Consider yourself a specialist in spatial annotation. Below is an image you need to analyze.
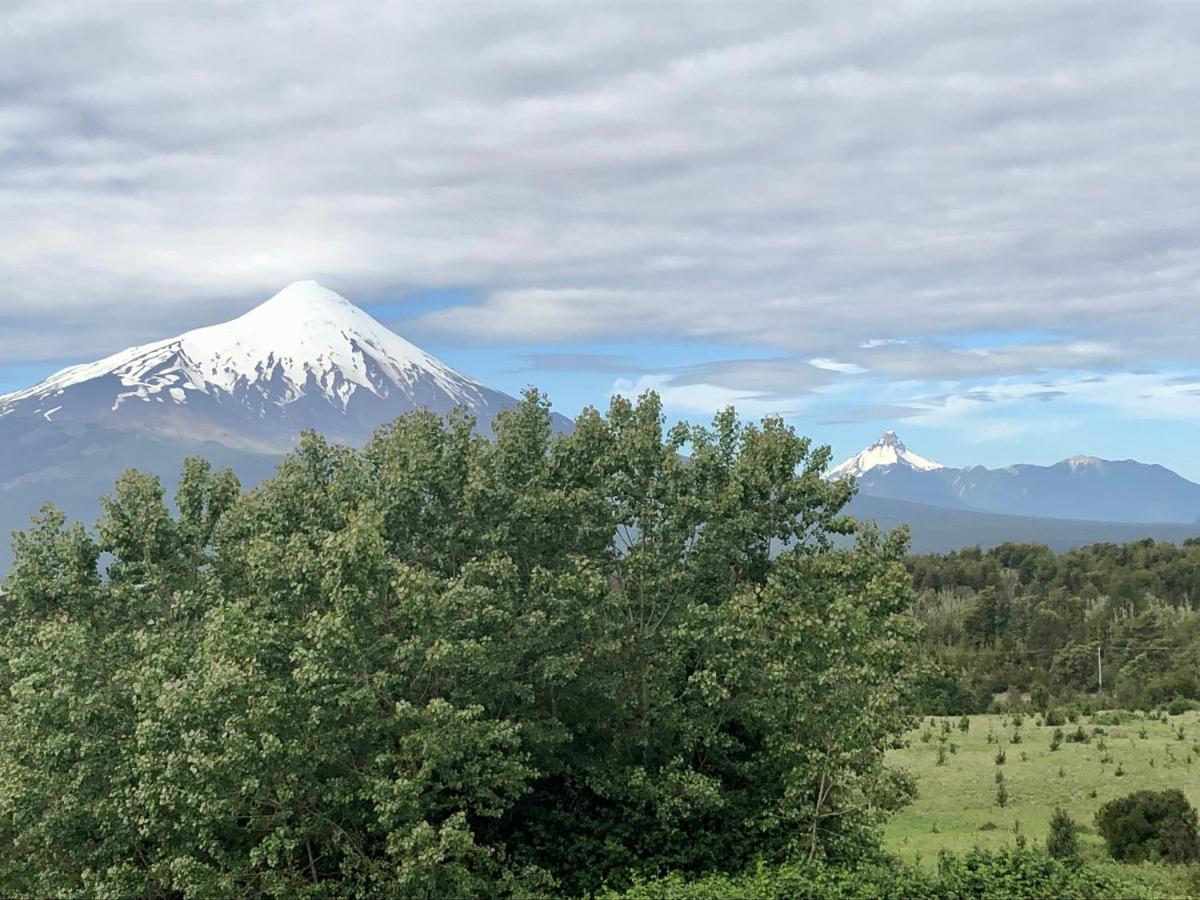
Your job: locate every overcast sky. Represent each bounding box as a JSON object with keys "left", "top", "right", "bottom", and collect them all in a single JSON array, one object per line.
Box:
[{"left": 2, "top": 1, "right": 1199, "bottom": 475}]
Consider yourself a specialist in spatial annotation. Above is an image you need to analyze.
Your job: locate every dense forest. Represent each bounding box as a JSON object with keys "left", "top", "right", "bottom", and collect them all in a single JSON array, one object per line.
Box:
[
  {"left": 909, "top": 539, "right": 1200, "bottom": 714},
  {"left": 0, "top": 392, "right": 1194, "bottom": 897}
]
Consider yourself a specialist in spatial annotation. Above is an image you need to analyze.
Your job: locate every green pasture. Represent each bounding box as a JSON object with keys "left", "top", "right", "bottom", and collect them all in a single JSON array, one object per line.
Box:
[{"left": 886, "top": 710, "right": 1200, "bottom": 896}]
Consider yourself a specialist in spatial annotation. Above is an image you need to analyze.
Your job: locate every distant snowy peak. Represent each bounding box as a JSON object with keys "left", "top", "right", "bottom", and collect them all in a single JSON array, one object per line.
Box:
[
  {"left": 0, "top": 280, "right": 530, "bottom": 451},
  {"left": 827, "top": 430, "right": 945, "bottom": 480},
  {"left": 1, "top": 281, "right": 485, "bottom": 413}
]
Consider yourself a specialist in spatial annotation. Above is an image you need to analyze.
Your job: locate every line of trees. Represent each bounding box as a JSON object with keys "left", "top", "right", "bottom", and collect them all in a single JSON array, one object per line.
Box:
[{"left": 908, "top": 540, "right": 1200, "bottom": 714}]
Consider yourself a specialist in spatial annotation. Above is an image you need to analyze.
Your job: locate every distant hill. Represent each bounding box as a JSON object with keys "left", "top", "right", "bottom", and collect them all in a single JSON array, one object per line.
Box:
[
  {"left": 847, "top": 494, "right": 1200, "bottom": 554},
  {"left": 831, "top": 432, "right": 1200, "bottom": 524}
]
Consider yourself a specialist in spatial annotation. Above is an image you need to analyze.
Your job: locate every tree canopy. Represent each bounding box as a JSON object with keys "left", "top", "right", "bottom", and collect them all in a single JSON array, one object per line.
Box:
[{"left": 0, "top": 391, "right": 918, "bottom": 897}]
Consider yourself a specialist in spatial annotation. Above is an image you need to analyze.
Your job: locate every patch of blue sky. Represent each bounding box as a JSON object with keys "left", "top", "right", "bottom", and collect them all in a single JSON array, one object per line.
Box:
[{"left": 0, "top": 362, "right": 71, "bottom": 394}]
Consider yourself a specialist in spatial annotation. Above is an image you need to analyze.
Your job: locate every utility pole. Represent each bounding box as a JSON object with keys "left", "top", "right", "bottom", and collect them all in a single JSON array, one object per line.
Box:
[{"left": 1097, "top": 644, "right": 1103, "bottom": 694}]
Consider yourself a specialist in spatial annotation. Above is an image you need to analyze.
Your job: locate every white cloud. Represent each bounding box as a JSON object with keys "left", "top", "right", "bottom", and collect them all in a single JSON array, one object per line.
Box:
[
  {"left": 611, "top": 375, "right": 808, "bottom": 421},
  {"left": 0, "top": 0, "right": 1196, "bottom": 398}
]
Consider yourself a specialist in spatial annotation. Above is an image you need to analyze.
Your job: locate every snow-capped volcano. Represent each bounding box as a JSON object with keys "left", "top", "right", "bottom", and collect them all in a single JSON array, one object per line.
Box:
[
  {"left": 827, "top": 430, "right": 944, "bottom": 480},
  {"left": 0, "top": 280, "right": 547, "bottom": 451}
]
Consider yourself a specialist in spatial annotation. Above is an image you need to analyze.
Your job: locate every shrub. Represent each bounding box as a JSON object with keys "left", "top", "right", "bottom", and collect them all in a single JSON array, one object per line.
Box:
[
  {"left": 1044, "top": 709, "right": 1066, "bottom": 727},
  {"left": 996, "top": 781, "right": 1009, "bottom": 808},
  {"left": 1166, "top": 697, "right": 1198, "bottom": 716},
  {"left": 1049, "top": 728, "right": 1063, "bottom": 752},
  {"left": 995, "top": 749, "right": 1007, "bottom": 765},
  {"left": 1066, "top": 725, "right": 1090, "bottom": 744},
  {"left": 611, "top": 851, "right": 1119, "bottom": 900},
  {"left": 958, "top": 715, "right": 970, "bottom": 733},
  {"left": 1046, "top": 807, "right": 1079, "bottom": 863},
  {"left": 1012, "top": 820, "right": 1027, "bottom": 851},
  {"left": 1095, "top": 789, "right": 1200, "bottom": 863}
]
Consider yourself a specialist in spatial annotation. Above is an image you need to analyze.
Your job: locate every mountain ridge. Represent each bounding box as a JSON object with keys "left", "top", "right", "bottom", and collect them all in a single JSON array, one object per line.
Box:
[{"left": 831, "top": 431, "right": 1200, "bottom": 525}]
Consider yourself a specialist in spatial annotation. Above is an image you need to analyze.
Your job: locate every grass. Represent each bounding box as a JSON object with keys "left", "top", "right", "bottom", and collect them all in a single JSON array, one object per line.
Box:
[{"left": 885, "top": 710, "right": 1200, "bottom": 896}]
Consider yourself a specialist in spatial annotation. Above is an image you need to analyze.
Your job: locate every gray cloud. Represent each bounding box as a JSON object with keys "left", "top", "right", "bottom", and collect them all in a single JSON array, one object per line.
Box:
[
  {"left": 818, "top": 404, "right": 931, "bottom": 426},
  {"left": 512, "top": 352, "right": 634, "bottom": 373},
  {"left": 0, "top": 0, "right": 1197, "bottom": 393}
]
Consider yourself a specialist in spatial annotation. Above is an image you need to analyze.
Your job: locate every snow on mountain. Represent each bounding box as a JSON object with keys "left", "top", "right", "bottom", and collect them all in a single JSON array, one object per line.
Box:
[
  {"left": 826, "top": 430, "right": 944, "bottom": 480},
  {"left": 0, "top": 281, "right": 549, "bottom": 451}
]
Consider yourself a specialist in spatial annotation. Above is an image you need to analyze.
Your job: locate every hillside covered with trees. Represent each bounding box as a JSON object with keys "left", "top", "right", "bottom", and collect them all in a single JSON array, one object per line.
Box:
[{"left": 909, "top": 539, "right": 1200, "bottom": 714}]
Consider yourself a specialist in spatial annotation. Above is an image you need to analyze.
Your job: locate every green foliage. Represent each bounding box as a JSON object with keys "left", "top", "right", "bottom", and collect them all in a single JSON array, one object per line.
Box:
[
  {"left": 908, "top": 540, "right": 1200, "bottom": 713},
  {"left": 1050, "top": 728, "right": 1064, "bottom": 752},
  {"left": 0, "top": 393, "right": 919, "bottom": 897},
  {"left": 610, "top": 850, "right": 1120, "bottom": 900},
  {"left": 1095, "top": 789, "right": 1200, "bottom": 864},
  {"left": 1046, "top": 807, "right": 1080, "bottom": 863}
]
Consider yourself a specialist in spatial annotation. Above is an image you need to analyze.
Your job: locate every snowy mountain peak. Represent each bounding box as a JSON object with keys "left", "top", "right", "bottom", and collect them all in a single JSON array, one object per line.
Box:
[
  {"left": 874, "top": 430, "right": 904, "bottom": 449},
  {"left": 0, "top": 281, "right": 525, "bottom": 451},
  {"left": 826, "top": 430, "right": 945, "bottom": 480},
  {"left": 248, "top": 280, "right": 355, "bottom": 319}
]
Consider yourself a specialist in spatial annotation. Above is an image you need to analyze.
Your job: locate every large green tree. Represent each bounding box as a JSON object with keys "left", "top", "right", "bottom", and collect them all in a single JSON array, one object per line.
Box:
[{"left": 0, "top": 391, "right": 918, "bottom": 897}]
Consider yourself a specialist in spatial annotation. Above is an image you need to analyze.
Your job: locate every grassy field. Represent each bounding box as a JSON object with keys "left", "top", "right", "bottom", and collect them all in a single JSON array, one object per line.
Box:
[{"left": 886, "top": 710, "right": 1200, "bottom": 896}]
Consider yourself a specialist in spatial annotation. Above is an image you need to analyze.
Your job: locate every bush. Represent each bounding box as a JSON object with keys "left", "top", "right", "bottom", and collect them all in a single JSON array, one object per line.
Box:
[
  {"left": 1044, "top": 708, "right": 1066, "bottom": 727},
  {"left": 1049, "top": 727, "right": 1063, "bottom": 752},
  {"left": 1046, "top": 807, "right": 1079, "bottom": 863},
  {"left": 611, "top": 851, "right": 1119, "bottom": 900},
  {"left": 1166, "top": 697, "right": 1199, "bottom": 716},
  {"left": 1095, "top": 789, "right": 1200, "bottom": 863}
]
